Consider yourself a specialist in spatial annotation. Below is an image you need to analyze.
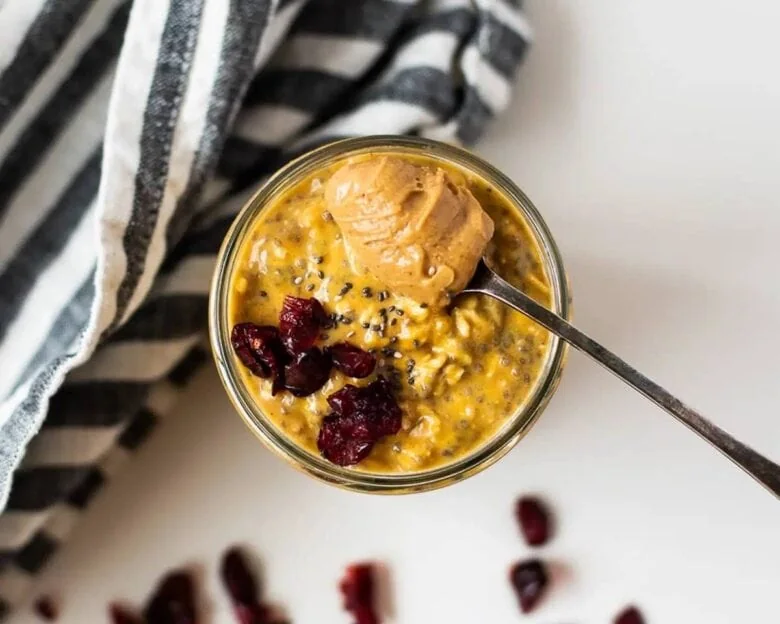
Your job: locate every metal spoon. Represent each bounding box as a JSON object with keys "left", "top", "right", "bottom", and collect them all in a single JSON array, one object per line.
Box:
[{"left": 463, "top": 258, "right": 780, "bottom": 499}]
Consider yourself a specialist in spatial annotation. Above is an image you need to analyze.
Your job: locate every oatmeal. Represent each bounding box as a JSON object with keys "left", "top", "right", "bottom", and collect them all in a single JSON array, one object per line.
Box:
[{"left": 228, "top": 153, "right": 553, "bottom": 473}]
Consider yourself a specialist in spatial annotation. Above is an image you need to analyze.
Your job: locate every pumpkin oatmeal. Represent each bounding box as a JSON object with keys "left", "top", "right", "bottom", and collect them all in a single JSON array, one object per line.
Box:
[{"left": 226, "top": 151, "right": 554, "bottom": 474}]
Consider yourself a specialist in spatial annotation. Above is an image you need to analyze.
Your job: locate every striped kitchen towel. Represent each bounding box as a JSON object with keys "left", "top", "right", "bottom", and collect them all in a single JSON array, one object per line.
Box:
[{"left": 0, "top": 0, "right": 531, "bottom": 617}]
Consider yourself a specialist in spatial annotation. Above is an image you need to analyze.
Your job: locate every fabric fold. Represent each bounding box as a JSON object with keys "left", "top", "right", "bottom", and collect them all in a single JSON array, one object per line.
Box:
[{"left": 0, "top": 0, "right": 530, "bottom": 617}]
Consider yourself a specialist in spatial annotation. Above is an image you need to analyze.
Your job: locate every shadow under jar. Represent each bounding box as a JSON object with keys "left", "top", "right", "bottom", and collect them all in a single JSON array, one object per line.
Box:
[{"left": 209, "top": 136, "right": 571, "bottom": 494}]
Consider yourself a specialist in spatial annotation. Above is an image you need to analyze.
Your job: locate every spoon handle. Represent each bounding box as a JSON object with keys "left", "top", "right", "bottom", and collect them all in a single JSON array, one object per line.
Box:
[{"left": 475, "top": 266, "right": 780, "bottom": 499}]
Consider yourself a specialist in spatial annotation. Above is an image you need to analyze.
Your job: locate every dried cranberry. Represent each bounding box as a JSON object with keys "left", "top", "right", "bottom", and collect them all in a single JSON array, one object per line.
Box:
[
  {"left": 221, "top": 547, "right": 259, "bottom": 605},
  {"left": 231, "top": 323, "right": 288, "bottom": 394},
  {"left": 233, "top": 603, "right": 274, "bottom": 624},
  {"left": 516, "top": 496, "right": 552, "bottom": 546},
  {"left": 339, "top": 563, "right": 379, "bottom": 624},
  {"left": 615, "top": 606, "right": 645, "bottom": 624},
  {"left": 279, "top": 296, "right": 328, "bottom": 355},
  {"left": 351, "top": 606, "right": 379, "bottom": 624},
  {"left": 327, "top": 377, "right": 402, "bottom": 438},
  {"left": 219, "top": 548, "right": 288, "bottom": 624},
  {"left": 33, "top": 596, "right": 58, "bottom": 621},
  {"left": 329, "top": 342, "right": 376, "bottom": 378},
  {"left": 109, "top": 603, "right": 143, "bottom": 624},
  {"left": 326, "top": 385, "right": 359, "bottom": 417},
  {"left": 284, "top": 347, "right": 332, "bottom": 397},
  {"left": 319, "top": 377, "right": 402, "bottom": 465},
  {"left": 363, "top": 377, "right": 402, "bottom": 437},
  {"left": 143, "top": 570, "right": 197, "bottom": 624},
  {"left": 317, "top": 414, "right": 375, "bottom": 466},
  {"left": 509, "top": 559, "right": 548, "bottom": 614}
]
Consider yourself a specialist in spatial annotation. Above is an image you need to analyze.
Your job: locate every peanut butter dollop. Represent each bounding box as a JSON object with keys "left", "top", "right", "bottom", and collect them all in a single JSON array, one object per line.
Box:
[{"left": 324, "top": 155, "right": 494, "bottom": 306}]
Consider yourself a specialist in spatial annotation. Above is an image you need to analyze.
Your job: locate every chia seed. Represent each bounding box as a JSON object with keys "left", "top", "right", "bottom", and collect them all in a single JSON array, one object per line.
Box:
[
  {"left": 372, "top": 324, "right": 382, "bottom": 332},
  {"left": 389, "top": 336, "right": 398, "bottom": 344},
  {"left": 378, "top": 290, "right": 389, "bottom": 302},
  {"left": 313, "top": 255, "right": 324, "bottom": 264},
  {"left": 395, "top": 308, "right": 404, "bottom": 316},
  {"left": 413, "top": 339, "right": 421, "bottom": 348},
  {"left": 306, "top": 284, "right": 315, "bottom": 292},
  {"left": 407, "top": 376, "right": 415, "bottom": 385},
  {"left": 361, "top": 322, "right": 370, "bottom": 329},
  {"left": 499, "top": 355, "right": 511, "bottom": 366},
  {"left": 322, "top": 211, "right": 333, "bottom": 222},
  {"left": 362, "top": 287, "right": 373, "bottom": 298},
  {"left": 420, "top": 303, "right": 428, "bottom": 309},
  {"left": 317, "top": 270, "right": 325, "bottom": 279},
  {"left": 339, "top": 314, "right": 354, "bottom": 325},
  {"left": 338, "top": 283, "right": 353, "bottom": 296},
  {"left": 390, "top": 318, "right": 398, "bottom": 326},
  {"left": 259, "top": 290, "right": 268, "bottom": 298},
  {"left": 388, "top": 305, "right": 396, "bottom": 312}
]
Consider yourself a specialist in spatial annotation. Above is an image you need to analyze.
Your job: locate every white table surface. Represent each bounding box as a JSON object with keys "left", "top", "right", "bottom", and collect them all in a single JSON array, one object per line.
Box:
[{"left": 10, "top": 1, "right": 780, "bottom": 622}]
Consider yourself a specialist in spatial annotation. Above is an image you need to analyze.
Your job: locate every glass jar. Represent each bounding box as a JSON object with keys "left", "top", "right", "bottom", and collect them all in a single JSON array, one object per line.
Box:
[{"left": 209, "top": 136, "right": 571, "bottom": 494}]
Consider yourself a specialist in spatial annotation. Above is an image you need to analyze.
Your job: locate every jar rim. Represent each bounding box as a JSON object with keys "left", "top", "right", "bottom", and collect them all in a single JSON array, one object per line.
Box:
[{"left": 208, "top": 135, "right": 571, "bottom": 494}]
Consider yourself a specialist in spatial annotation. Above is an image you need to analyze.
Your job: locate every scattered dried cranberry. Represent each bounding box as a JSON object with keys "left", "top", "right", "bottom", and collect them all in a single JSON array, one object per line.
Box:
[
  {"left": 317, "top": 413, "right": 375, "bottom": 466},
  {"left": 615, "top": 605, "right": 645, "bottom": 624},
  {"left": 279, "top": 296, "right": 328, "bottom": 355},
  {"left": 109, "top": 603, "right": 143, "bottom": 624},
  {"left": 329, "top": 342, "right": 376, "bottom": 378},
  {"left": 234, "top": 603, "right": 276, "bottom": 624},
  {"left": 339, "top": 563, "right": 379, "bottom": 624},
  {"left": 33, "top": 596, "right": 58, "bottom": 621},
  {"left": 284, "top": 347, "right": 332, "bottom": 396},
  {"left": 220, "top": 547, "right": 286, "bottom": 624},
  {"left": 231, "top": 323, "right": 288, "bottom": 394},
  {"left": 221, "top": 547, "right": 260, "bottom": 605},
  {"left": 516, "top": 496, "right": 552, "bottom": 546},
  {"left": 509, "top": 559, "right": 548, "bottom": 614},
  {"left": 143, "top": 570, "right": 197, "bottom": 624}
]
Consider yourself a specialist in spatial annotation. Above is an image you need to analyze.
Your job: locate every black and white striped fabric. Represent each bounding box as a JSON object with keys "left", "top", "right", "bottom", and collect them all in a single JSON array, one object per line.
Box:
[{"left": 0, "top": 0, "right": 530, "bottom": 616}]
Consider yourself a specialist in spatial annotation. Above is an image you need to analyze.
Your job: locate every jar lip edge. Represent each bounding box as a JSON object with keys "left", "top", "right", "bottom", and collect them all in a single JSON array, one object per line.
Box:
[{"left": 208, "top": 135, "right": 571, "bottom": 493}]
